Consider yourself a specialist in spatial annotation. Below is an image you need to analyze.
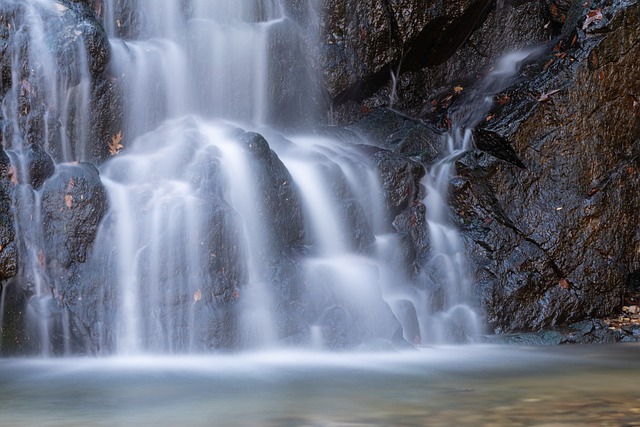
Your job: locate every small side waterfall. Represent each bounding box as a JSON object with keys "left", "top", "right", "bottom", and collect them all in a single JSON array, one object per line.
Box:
[
  {"left": 416, "top": 50, "right": 538, "bottom": 343},
  {"left": 420, "top": 128, "right": 481, "bottom": 343}
]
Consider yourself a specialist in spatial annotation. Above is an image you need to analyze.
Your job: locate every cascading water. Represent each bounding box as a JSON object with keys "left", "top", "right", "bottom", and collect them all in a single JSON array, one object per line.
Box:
[
  {"left": 0, "top": 0, "right": 99, "bottom": 355},
  {"left": 0, "top": 0, "right": 537, "bottom": 355},
  {"left": 415, "top": 49, "right": 539, "bottom": 343},
  {"left": 419, "top": 127, "right": 481, "bottom": 344}
]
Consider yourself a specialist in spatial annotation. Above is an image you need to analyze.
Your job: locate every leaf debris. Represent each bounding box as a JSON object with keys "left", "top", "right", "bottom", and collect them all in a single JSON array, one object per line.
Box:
[
  {"left": 582, "top": 8, "right": 602, "bottom": 30},
  {"left": 109, "top": 131, "right": 124, "bottom": 156}
]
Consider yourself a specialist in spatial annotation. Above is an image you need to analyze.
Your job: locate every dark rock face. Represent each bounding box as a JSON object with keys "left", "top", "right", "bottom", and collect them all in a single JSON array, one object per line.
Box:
[
  {"left": 451, "top": 1, "right": 640, "bottom": 333},
  {"left": 332, "top": 1, "right": 640, "bottom": 335},
  {"left": 0, "top": 148, "right": 17, "bottom": 281},
  {"left": 320, "top": 0, "right": 482, "bottom": 101},
  {"left": 0, "top": 0, "right": 122, "bottom": 353}
]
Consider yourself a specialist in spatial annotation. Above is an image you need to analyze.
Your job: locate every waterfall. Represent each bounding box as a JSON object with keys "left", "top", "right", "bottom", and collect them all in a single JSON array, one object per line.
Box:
[{"left": 0, "top": 0, "right": 537, "bottom": 355}]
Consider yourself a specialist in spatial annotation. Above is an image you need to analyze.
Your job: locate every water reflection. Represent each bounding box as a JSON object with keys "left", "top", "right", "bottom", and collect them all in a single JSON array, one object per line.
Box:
[{"left": 1, "top": 344, "right": 639, "bottom": 426}]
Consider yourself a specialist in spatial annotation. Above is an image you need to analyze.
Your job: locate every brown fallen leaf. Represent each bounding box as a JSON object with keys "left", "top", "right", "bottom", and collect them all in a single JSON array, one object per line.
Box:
[
  {"left": 559, "top": 278, "right": 571, "bottom": 289},
  {"left": 109, "top": 131, "right": 124, "bottom": 155},
  {"left": 8, "top": 164, "right": 18, "bottom": 184},
  {"left": 582, "top": 8, "right": 602, "bottom": 30},
  {"left": 194, "top": 289, "right": 202, "bottom": 302},
  {"left": 543, "top": 58, "right": 554, "bottom": 70},
  {"left": 65, "top": 194, "right": 73, "bottom": 209},
  {"left": 537, "top": 88, "right": 562, "bottom": 102},
  {"left": 441, "top": 94, "right": 454, "bottom": 108},
  {"left": 453, "top": 85, "right": 464, "bottom": 93},
  {"left": 496, "top": 93, "right": 510, "bottom": 106}
]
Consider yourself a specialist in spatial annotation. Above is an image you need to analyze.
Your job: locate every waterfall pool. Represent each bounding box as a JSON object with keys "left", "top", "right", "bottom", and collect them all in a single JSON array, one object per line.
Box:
[{"left": 1, "top": 344, "right": 639, "bottom": 426}]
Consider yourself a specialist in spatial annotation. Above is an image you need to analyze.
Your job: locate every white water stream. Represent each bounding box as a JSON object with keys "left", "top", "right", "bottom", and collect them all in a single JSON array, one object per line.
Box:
[{"left": 0, "top": 0, "right": 536, "bottom": 355}]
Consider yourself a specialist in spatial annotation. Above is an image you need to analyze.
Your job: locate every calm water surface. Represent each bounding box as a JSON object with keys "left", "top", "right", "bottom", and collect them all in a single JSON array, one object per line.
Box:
[{"left": 1, "top": 344, "right": 639, "bottom": 426}]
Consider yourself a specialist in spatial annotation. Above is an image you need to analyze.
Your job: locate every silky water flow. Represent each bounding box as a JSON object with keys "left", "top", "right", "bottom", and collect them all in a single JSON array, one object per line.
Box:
[{"left": 0, "top": 0, "right": 534, "bottom": 355}]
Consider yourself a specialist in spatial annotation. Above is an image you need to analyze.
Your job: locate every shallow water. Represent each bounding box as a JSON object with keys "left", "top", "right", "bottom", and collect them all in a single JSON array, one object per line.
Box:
[{"left": 1, "top": 344, "right": 639, "bottom": 426}]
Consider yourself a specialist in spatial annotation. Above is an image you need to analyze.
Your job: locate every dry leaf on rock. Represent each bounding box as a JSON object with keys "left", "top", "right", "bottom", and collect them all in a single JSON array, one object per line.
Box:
[
  {"left": 109, "top": 131, "right": 124, "bottom": 155},
  {"left": 582, "top": 8, "right": 602, "bottom": 30}
]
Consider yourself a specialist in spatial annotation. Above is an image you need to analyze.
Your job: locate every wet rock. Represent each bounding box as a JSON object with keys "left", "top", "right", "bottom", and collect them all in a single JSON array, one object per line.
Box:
[
  {"left": 189, "top": 147, "right": 247, "bottom": 308},
  {"left": 233, "top": 130, "right": 305, "bottom": 255},
  {"left": 374, "top": 150, "right": 424, "bottom": 222},
  {"left": 264, "top": 18, "right": 324, "bottom": 130},
  {"left": 456, "top": 1, "right": 640, "bottom": 333},
  {"left": 0, "top": 242, "right": 18, "bottom": 281},
  {"left": 320, "top": 0, "right": 481, "bottom": 101},
  {"left": 392, "top": 204, "right": 428, "bottom": 272},
  {"left": 228, "top": 130, "right": 311, "bottom": 343},
  {"left": 0, "top": 281, "right": 33, "bottom": 356},
  {"left": 0, "top": 148, "right": 17, "bottom": 281},
  {"left": 390, "top": 299, "right": 421, "bottom": 344},
  {"left": 85, "top": 71, "right": 125, "bottom": 164},
  {"left": 24, "top": 144, "right": 55, "bottom": 189},
  {"left": 40, "top": 163, "right": 108, "bottom": 268}
]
